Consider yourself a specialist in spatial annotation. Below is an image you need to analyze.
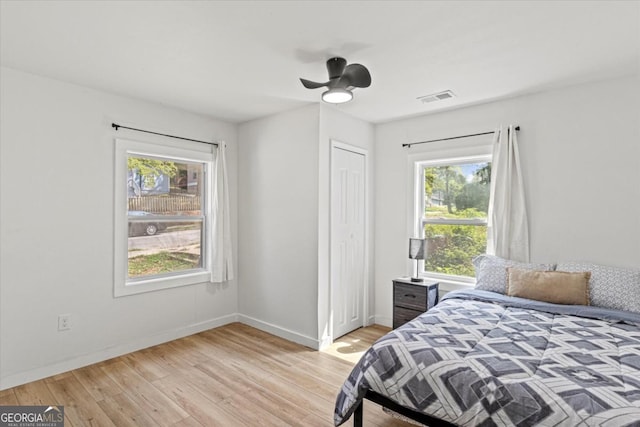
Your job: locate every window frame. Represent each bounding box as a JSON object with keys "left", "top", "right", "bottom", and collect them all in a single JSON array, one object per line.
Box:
[
  {"left": 413, "top": 153, "right": 492, "bottom": 286},
  {"left": 114, "top": 138, "right": 214, "bottom": 297}
]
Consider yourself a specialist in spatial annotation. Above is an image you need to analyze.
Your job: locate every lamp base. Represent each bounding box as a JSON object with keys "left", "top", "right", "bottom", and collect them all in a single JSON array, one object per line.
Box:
[{"left": 410, "top": 277, "right": 424, "bottom": 282}]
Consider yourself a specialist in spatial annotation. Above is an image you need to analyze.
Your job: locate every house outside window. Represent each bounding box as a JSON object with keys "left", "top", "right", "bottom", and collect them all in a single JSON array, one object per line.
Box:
[
  {"left": 114, "top": 138, "right": 214, "bottom": 296},
  {"left": 415, "top": 154, "right": 492, "bottom": 284}
]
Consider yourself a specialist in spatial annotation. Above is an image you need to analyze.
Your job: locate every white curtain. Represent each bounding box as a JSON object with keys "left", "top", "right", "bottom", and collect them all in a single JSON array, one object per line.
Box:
[
  {"left": 487, "top": 125, "right": 530, "bottom": 262},
  {"left": 210, "top": 142, "right": 234, "bottom": 282}
]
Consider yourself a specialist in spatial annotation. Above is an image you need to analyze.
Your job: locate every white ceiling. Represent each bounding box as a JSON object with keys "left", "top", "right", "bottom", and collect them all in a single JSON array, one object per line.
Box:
[{"left": 1, "top": 1, "right": 638, "bottom": 124}]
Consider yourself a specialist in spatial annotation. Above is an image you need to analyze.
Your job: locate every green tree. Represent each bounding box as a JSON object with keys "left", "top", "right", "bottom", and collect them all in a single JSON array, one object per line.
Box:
[
  {"left": 433, "top": 166, "right": 465, "bottom": 214},
  {"left": 424, "top": 207, "right": 488, "bottom": 276},
  {"left": 424, "top": 168, "right": 436, "bottom": 198},
  {"left": 455, "top": 182, "right": 490, "bottom": 213},
  {"left": 128, "top": 157, "right": 178, "bottom": 189},
  {"left": 425, "top": 223, "right": 487, "bottom": 276},
  {"left": 474, "top": 163, "right": 491, "bottom": 185}
]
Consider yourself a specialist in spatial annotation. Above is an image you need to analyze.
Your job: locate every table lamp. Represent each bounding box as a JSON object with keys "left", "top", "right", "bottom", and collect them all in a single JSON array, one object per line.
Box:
[{"left": 408, "top": 238, "right": 427, "bottom": 282}]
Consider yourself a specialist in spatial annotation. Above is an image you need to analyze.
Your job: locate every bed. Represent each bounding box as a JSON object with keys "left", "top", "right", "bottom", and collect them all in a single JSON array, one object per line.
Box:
[{"left": 334, "top": 257, "right": 640, "bottom": 427}]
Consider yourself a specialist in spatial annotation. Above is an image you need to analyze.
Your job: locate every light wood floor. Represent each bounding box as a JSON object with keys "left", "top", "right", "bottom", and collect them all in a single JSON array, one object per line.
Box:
[{"left": 0, "top": 323, "right": 413, "bottom": 427}]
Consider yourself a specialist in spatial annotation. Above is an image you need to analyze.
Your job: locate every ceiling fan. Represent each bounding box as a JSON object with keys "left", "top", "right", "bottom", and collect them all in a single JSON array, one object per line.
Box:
[{"left": 300, "top": 57, "right": 371, "bottom": 104}]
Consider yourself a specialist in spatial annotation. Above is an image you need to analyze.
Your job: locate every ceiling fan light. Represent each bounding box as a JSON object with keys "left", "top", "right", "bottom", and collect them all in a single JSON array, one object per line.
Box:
[{"left": 322, "top": 88, "right": 353, "bottom": 104}]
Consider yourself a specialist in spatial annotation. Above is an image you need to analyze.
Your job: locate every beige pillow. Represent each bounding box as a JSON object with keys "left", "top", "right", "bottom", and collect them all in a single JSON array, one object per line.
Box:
[{"left": 506, "top": 268, "right": 591, "bottom": 305}]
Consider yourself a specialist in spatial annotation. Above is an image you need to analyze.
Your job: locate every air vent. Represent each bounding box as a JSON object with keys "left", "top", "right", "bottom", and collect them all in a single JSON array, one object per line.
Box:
[{"left": 417, "top": 90, "right": 455, "bottom": 104}]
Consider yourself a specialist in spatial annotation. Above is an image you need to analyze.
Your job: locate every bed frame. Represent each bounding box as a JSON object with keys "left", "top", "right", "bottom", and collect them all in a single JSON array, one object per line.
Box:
[{"left": 353, "top": 390, "right": 456, "bottom": 427}]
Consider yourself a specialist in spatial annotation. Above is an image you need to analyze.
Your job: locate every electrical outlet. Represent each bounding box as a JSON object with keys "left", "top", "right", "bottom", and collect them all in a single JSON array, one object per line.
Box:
[{"left": 58, "top": 314, "right": 71, "bottom": 331}]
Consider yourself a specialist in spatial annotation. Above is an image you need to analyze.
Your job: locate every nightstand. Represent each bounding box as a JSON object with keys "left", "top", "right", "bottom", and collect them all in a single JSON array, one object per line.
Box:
[{"left": 392, "top": 278, "right": 439, "bottom": 329}]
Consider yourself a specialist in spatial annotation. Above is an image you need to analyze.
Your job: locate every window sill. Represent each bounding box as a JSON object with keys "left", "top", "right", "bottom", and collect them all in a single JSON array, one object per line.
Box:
[
  {"left": 422, "top": 274, "right": 475, "bottom": 293},
  {"left": 115, "top": 270, "right": 210, "bottom": 297}
]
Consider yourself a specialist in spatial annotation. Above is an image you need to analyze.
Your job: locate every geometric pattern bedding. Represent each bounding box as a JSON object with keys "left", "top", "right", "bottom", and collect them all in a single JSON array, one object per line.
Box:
[{"left": 334, "top": 290, "right": 640, "bottom": 427}]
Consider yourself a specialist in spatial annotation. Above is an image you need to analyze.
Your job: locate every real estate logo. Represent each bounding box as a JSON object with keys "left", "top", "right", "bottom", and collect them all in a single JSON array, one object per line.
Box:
[{"left": 0, "top": 405, "right": 64, "bottom": 427}]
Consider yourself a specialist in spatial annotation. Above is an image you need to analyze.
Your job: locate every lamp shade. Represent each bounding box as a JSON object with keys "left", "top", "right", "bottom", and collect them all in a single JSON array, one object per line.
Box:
[
  {"left": 322, "top": 88, "right": 353, "bottom": 104},
  {"left": 409, "top": 238, "right": 427, "bottom": 260}
]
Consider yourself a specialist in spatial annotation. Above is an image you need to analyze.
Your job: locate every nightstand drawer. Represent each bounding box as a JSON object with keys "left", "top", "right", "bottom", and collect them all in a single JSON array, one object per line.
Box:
[
  {"left": 394, "top": 283, "right": 427, "bottom": 310},
  {"left": 393, "top": 306, "right": 423, "bottom": 328},
  {"left": 392, "top": 278, "right": 439, "bottom": 329}
]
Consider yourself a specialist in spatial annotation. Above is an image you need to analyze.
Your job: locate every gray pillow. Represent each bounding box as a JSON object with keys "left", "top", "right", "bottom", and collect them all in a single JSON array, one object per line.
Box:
[
  {"left": 473, "top": 254, "right": 556, "bottom": 294},
  {"left": 556, "top": 262, "right": 640, "bottom": 313}
]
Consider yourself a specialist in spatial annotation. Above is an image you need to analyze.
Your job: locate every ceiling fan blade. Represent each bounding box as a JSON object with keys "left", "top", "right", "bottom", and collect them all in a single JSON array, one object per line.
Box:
[
  {"left": 326, "top": 57, "right": 347, "bottom": 80},
  {"left": 339, "top": 64, "right": 371, "bottom": 88},
  {"left": 300, "top": 78, "right": 329, "bottom": 89}
]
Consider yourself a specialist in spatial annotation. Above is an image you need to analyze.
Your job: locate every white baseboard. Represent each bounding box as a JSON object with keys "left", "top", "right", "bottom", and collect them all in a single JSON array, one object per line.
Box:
[
  {"left": 317, "top": 335, "right": 332, "bottom": 351},
  {"left": 237, "top": 314, "right": 320, "bottom": 350},
  {"left": 2, "top": 313, "right": 327, "bottom": 390},
  {"left": 375, "top": 315, "right": 392, "bottom": 328},
  {"left": 0, "top": 313, "right": 238, "bottom": 391}
]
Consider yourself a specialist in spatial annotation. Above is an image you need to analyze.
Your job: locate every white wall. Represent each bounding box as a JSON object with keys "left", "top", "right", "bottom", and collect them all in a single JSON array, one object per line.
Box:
[
  {"left": 0, "top": 67, "right": 239, "bottom": 389},
  {"left": 237, "top": 104, "right": 375, "bottom": 349},
  {"left": 237, "top": 105, "right": 320, "bottom": 347},
  {"left": 374, "top": 75, "right": 640, "bottom": 326},
  {"left": 317, "top": 105, "right": 375, "bottom": 347}
]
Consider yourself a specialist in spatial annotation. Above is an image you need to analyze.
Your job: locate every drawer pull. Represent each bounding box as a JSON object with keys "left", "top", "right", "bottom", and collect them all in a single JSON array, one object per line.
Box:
[{"left": 404, "top": 294, "right": 416, "bottom": 298}]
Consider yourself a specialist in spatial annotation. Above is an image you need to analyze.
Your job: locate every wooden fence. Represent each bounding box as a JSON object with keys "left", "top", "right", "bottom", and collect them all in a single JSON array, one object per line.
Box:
[{"left": 128, "top": 195, "right": 201, "bottom": 213}]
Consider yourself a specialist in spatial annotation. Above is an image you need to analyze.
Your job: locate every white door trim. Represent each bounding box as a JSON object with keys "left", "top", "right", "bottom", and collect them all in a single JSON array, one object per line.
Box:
[{"left": 329, "top": 140, "right": 369, "bottom": 343}]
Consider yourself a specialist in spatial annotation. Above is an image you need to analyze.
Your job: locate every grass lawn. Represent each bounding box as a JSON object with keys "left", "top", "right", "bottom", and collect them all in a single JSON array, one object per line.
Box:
[{"left": 129, "top": 251, "right": 200, "bottom": 278}]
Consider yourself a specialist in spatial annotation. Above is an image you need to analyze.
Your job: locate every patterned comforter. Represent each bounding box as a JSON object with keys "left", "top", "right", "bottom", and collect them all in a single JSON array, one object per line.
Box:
[{"left": 334, "top": 290, "right": 640, "bottom": 426}]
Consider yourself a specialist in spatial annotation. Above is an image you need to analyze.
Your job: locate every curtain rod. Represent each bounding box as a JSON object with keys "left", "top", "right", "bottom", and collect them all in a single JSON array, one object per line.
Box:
[
  {"left": 402, "top": 126, "right": 520, "bottom": 148},
  {"left": 111, "top": 123, "right": 219, "bottom": 147}
]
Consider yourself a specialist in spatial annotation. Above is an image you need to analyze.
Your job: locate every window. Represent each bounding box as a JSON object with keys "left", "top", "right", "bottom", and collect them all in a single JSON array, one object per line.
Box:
[
  {"left": 416, "top": 155, "right": 491, "bottom": 282},
  {"left": 114, "top": 139, "right": 213, "bottom": 296}
]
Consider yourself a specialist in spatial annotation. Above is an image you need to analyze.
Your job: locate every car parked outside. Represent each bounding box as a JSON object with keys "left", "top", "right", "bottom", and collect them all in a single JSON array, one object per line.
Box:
[{"left": 128, "top": 211, "right": 167, "bottom": 236}]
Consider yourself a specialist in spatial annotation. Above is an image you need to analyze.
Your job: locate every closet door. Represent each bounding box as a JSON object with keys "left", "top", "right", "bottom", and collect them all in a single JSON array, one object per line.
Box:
[{"left": 331, "top": 146, "right": 365, "bottom": 338}]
